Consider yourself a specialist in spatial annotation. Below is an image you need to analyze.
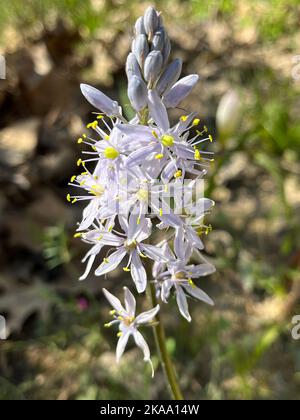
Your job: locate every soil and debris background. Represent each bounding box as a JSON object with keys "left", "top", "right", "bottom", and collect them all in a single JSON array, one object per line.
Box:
[{"left": 0, "top": 0, "right": 300, "bottom": 400}]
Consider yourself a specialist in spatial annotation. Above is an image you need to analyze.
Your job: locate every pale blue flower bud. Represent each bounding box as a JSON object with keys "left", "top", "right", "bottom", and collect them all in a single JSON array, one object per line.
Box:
[
  {"left": 144, "top": 50, "right": 163, "bottom": 84},
  {"left": 163, "top": 74, "right": 199, "bottom": 108},
  {"left": 144, "top": 6, "right": 159, "bottom": 38},
  {"left": 128, "top": 75, "right": 148, "bottom": 111},
  {"left": 162, "top": 36, "right": 171, "bottom": 65},
  {"left": 126, "top": 52, "right": 142, "bottom": 80},
  {"left": 132, "top": 34, "right": 149, "bottom": 68},
  {"left": 151, "top": 28, "right": 166, "bottom": 51},
  {"left": 156, "top": 58, "right": 182, "bottom": 95},
  {"left": 80, "top": 83, "right": 119, "bottom": 116},
  {"left": 134, "top": 16, "right": 146, "bottom": 36}
]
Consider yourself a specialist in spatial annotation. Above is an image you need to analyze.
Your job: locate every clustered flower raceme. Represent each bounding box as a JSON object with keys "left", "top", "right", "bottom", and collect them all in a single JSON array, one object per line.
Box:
[{"left": 69, "top": 7, "right": 215, "bottom": 374}]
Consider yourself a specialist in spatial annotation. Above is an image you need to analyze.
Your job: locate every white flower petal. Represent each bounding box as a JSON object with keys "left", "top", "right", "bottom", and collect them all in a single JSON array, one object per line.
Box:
[
  {"left": 133, "top": 330, "right": 150, "bottom": 360},
  {"left": 135, "top": 304, "right": 160, "bottom": 325},
  {"left": 102, "top": 288, "right": 126, "bottom": 313},
  {"left": 95, "top": 248, "right": 126, "bottom": 276},
  {"left": 176, "top": 286, "right": 191, "bottom": 322},
  {"left": 115, "top": 123, "right": 152, "bottom": 138},
  {"left": 126, "top": 144, "right": 160, "bottom": 168},
  {"left": 190, "top": 263, "right": 216, "bottom": 277},
  {"left": 133, "top": 330, "right": 154, "bottom": 377},
  {"left": 148, "top": 89, "right": 170, "bottom": 132},
  {"left": 79, "top": 254, "right": 96, "bottom": 281},
  {"left": 140, "top": 244, "right": 169, "bottom": 262},
  {"left": 116, "top": 330, "right": 131, "bottom": 363},
  {"left": 183, "top": 284, "right": 214, "bottom": 306},
  {"left": 174, "top": 227, "right": 185, "bottom": 259},
  {"left": 161, "top": 280, "right": 173, "bottom": 303},
  {"left": 123, "top": 287, "right": 136, "bottom": 317},
  {"left": 78, "top": 199, "right": 100, "bottom": 231},
  {"left": 131, "top": 251, "right": 147, "bottom": 293}
]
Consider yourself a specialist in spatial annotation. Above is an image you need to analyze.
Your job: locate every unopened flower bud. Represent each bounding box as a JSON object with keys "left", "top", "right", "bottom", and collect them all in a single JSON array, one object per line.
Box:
[
  {"left": 156, "top": 58, "right": 182, "bottom": 95},
  {"left": 216, "top": 90, "right": 241, "bottom": 140},
  {"left": 151, "top": 28, "right": 166, "bottom": 51},
  {"left": 128, "top": 75, "right": 148, "bottom": 111},
  {"left": 80, "top": 83, "right": 119, "bottom": 116},
  {"left": 162, "top": 36, "right": 171, "bottom": 65},
  {"left": 144, "top": 6, "right": 159, "bottom": 39},
  {"left": 126, "top": 52, "right": 142, "bottom": 80},
  {"left": 144, "top": 50, "right": 163, "bottom": 84},
  {"left": 132, "top": 34, "right": 149, "bottom": 68},
  {"left": 163, "top": 74, "right": 199, "bottom": 108},
  {"left": 134, "top": 16, "right": 146, "bottom": 36}
]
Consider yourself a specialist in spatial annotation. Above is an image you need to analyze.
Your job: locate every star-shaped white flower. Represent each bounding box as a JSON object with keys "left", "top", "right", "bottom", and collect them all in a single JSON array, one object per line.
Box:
[{"left": 103, "top": 287, "right": 160, "bottom": 377}]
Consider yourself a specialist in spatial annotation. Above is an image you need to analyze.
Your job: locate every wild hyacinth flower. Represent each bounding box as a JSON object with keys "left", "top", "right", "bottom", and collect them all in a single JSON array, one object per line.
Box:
[
  {"left": 68, "top": 6, "right": 216, "bottom": 388},
  {"left": 153, "top": 244, "right": 215, "bottom": 322},
  {"left": 103, "top": 287, "right": 160, "bottom": 376}
]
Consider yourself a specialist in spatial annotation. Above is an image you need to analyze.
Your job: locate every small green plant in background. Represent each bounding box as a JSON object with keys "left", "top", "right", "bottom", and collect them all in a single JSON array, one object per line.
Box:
[{"left": 43, "top": 224, "right": 71, "bottom": 270}]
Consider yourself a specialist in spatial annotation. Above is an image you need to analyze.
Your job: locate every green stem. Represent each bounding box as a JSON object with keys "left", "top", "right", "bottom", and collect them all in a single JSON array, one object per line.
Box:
[{"left": 149, "top": 283, "right": 184, "bottom": 400}]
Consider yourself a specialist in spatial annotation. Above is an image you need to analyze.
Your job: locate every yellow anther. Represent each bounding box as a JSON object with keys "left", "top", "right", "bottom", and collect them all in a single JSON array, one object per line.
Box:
[
  {"left": 104, "top": 135, "right": 110, "bottom": 140},
  {"left": 104, "top": 323, "right": 111, "bottom": 328},
  {"left": 92, "top": 146, "right": 97, "bottom": 151},
  {"left": 97, "top": 115, "right": 104, "bottom": 119},
  {"left": 204, "top": 125, "right": 208, "bottom": 132},
  {"left": 180, "top": 115, "right": 188, "bottom": 122},
  {"left": 174, "top": 170, "right": 182, "bottom": 178},
  {"left": 77, "top": 158, "right": 83, "bottom": 166},
  {"left": 194, "top": 149, "right": 201, "bottom": 161},
  {"left": 209, "top": 134, "right": 213, "bottom": 142},
  {"left": 137, "top": 217, "right": 141, "bottom": 225},
  {"left": 77, "top": 137, "right": 83, "bottom": 144},
  {"left": 193, "top": 118, "right": 200, "bottom": 126},
  {"left": 139, "top": 252, "right": 147, "bottom": 259},
  {"left": 159, "top": 208, "right": 163, "bottom": 217},
  {"left": 97, "top": 235, "right": 103, "bottom": 241},
  {"left": 80, "top": 181, "right": 86, "bottom": 186},
  {"left": 155, "top": 153, "right": 164, "bottom": 160},
  {"left": 103, "top": 258, "right": 109, "bottom": 264},
  {"left": 164, "top": 185, "right": 168, "bottom": 192},
  {"left": 188, "top": 278, "right": 196, "bottom": 288},
  {"left": 123, "top": 267, "right": 131, "bottom": 272},
  {"left": 73, "top": 233, "right": 82, "bottom": 238},
  {"left": 152, "top": 130, "right": 158, "bottom": 138},
  {"left": 72, "top": 198, "right": 77, "bottom": 204},
  {"left": 161, "top": 134, "right": 174, "bottom": 147},
  {"left": 82, "top": 134, "right": 87, "bottom": 138},
  {"left": 104, "top": 147, "right": 119, "bottom": 160},
  {"left": 205, "top": 224, "right": 213, "bottom": 235},
  {"left": 87, "top": 121, "right": 98, "bottom": 129},
  {"left": 108, "top": 225, "right": 113, "bottom": 232},
  {"left": 70, "top": 175, "right": 76, "bottom": 182},
  {"left": 117, "top": 332, "right": 123, "bottom": 337},
  {"left": 109, "top": 310, "right": 116, "bottom": 315},
  {"left": 66, "top": 193, "right": 71, "bottom": 202},
  {"left": 81, "top": 171, "right": 88, "bottom": 175},
  {"left": 117, "top": 316, "right": 123, "bottom": 321}
]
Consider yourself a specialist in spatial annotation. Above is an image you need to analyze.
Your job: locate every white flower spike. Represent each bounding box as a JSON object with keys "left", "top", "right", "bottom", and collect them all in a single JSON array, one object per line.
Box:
[{"left": 69, "top": 6, "right": 216, "bottom": 379}]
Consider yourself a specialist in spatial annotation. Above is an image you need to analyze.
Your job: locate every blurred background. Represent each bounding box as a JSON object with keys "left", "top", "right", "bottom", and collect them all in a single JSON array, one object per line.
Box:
[{"left": 0, "top": 0, "right": 300, "bottom": 400}]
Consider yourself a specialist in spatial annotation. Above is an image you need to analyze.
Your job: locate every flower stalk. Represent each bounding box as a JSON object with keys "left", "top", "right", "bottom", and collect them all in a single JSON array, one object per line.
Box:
[{"left": 149, "top": 282, "right": 184, "bottom": 400}]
